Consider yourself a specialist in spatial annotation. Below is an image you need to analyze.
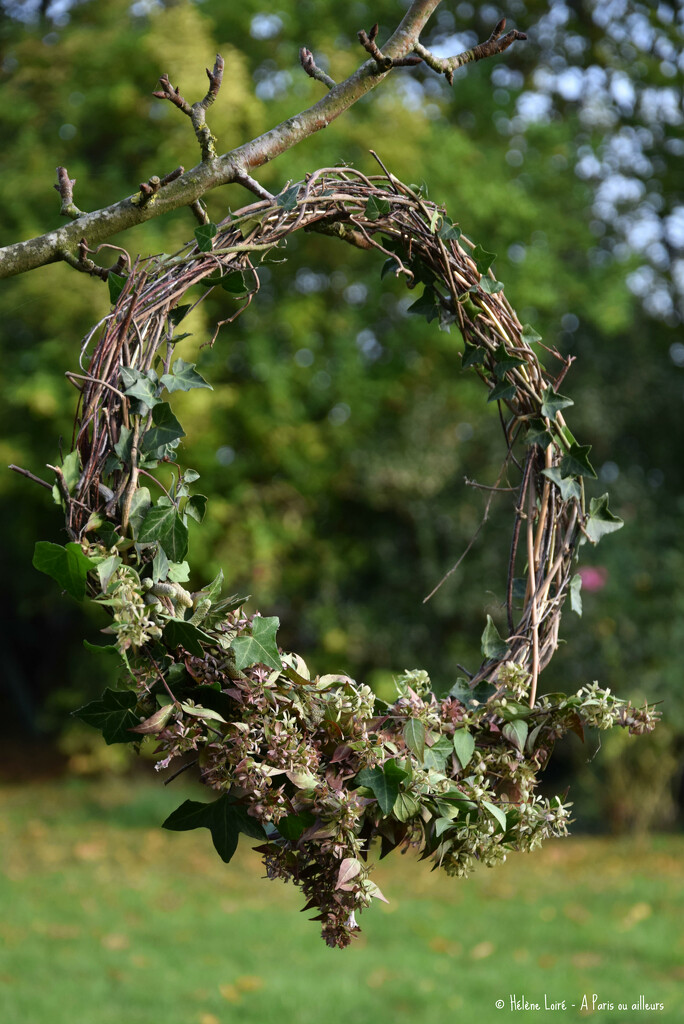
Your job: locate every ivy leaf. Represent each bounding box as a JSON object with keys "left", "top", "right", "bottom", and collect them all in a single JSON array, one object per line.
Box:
[
  {"left": 137, "top": 505, "right": 188, "bottom": 561},
  {"left": 128, "top": 487, "right": 151, "bottom": 538},
  {"left": 163, "top": 619, "right": 210, "bottom": 658},
  {"left": 199, "top": 569, "right": 223, "bottom": 605},
  {"left": 452, "top": 728, "right": 475, "bottom": 771},
  {"left": 586, "top": 493, "right": 624, "bottom": 543},
  {"left": 403, "top": 718, "right": 426, "bottom": 760},
  {"left": 73, "top": 688, "right": 138, "bottom": 744},
  {"left": 479, "top": 278, "right": 504, "bottom": 295},
  {"left": 160, "top": 358, "right": 212, "bottom": 394},
  {"left": 462, "top": 344, "right": 486, "bottom": 368},
  {"left": 276, "top": 185, "right": 300, "bottom": 211},
  {"left": 422, "top": 735, "right": 453, "bottom": 771},
  {"left": 542, "top": 466, "right": 582, "bottom": 502},
  {"left": 152, "top": 546, "right": 169, "bottom": 583},
  {"left": 521, "top": 324, "right": 542, "bottom": 344},
  {"left": 525, "top": 418, "right": 553, "bottom": 449},
  {"left": 83, "top": 639, "right": 121, "bottom": 660},
  {"left": 114, "top": 425, "right": 133, "bottom": 463},
  {"left": 438, "top": 217, "right": 461, "bottom": 242},
  {"left": 487, "top": 380, "right": 516, "bottom": 404},
  {"left": 140, "top": 403, "right": 186, "bottom": 454},
  {"left": 493, "top": 347, "right": 526, "bottom": 379},
  {"left": 392, "top": 792, "right": 420, "bottom": 823},
  {"left": 570, "top": 573, "right": 583, "bottom": 616},
  {"left": 502, "top": 719, "right": 528, "bottom": 752},
  {"left": 169, "top": 305, "right": 191, "bottom": 326},
  {"left": 407, "top": 285, "right": 439, "bottom": 323},
  {"left": 231, "top": 616, "right": 282, "bottom": 671},
  {"left": 184, "top": 494, "right": 208, "bottom": 524},
  {"left": 96, "top": 554, "right": 121, "bottom": 592},
  {"left": 481, "top": 799, "right": 507, "bottom": 833},
  {"left": 32, "top": 541, "right": 96, "bottom": 601},
  {"left": 447, "top": 678, "right": 497, "bottom": 707},
  {"left": 473, "top": 244, "right": 496, "bottom": 274},
  {"left": 364, "top": 194, "right": 391, "bottom": 221},
  {"left": 481, "top": 614, "right": 510, "bottom": 660},
  {"left": 560, "top": 443, "right": 597, "bottom": 479},
  {"left": 194, "top": 222, "right": 217, "bottom": 252},
  {"left": 167, "top": 560, "right": 190, "bottom": 583},
  {"left": 121, "top": 367, "right": 160, "bottom": 408},
  {"left": 162, "top": 793, "right": 266, "bottom": 864},
  {"left": 541, "top": 385, "right": 574, "bottom": 420},
  {"left": 108, "top": 272, "right": 127, "bottom": 305},
  {"left": 355, "top": 760, "right": 408, "bottom": 815},
  {"left": 51, "top": 449, "right": 81, "bottom": 506},
  {"left": 381, "top": 257, "right": 401, "bottom": 280}
]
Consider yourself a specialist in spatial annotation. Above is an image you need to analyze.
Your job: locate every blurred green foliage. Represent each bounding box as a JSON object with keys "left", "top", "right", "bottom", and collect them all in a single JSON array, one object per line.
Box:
[{"left": 1, "top": 0, "right": 682, "bottom": 830}]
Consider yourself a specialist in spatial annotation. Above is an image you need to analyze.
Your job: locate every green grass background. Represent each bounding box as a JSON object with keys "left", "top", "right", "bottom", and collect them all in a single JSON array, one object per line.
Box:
[{"left": 1, "top": 779, "right": 681, "bottom": 1024}]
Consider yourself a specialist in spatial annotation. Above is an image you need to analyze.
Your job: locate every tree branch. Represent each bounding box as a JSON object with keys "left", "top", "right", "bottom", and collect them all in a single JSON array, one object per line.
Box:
[
  {"left": 300, "top": 47, "right": 336, "bottom": 91},
  {"left": 54, "top": 166, "right": 83, "bottom": 220},
  {"left": 0, "top": 1, "right": 526, "bottom": 281},
  {"left": 414, "top": 17, "right": 526, "bottom": 85}
]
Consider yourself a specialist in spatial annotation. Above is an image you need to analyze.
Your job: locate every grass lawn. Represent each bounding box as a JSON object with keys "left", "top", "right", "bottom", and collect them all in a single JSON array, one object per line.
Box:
[{"left": 0, "top": 777, "right": 681, "bottom": 1024}]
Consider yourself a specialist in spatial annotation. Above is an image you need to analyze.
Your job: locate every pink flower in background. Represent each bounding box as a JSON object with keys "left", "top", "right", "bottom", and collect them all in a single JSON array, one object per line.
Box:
[{"left": 578, "top": 566, "right": 608, "bottom": 592}]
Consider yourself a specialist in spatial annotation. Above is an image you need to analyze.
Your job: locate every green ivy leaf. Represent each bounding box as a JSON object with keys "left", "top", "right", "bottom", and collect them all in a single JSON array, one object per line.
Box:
[
  {"left": 586, "top": 493, "right": 624, "bottom": 543},
  {"left": 452, "top": 728, "right": 475, "bottom": 771},
  {"left": 96, "top": 554, "right": 121, "bottom": 592},
  {"left": 163, "top": 619, "right": 209, "bottom": 658},
  {"left": 121, "top": 367, "right": 160, "bottom": 408},
  {"left": 152, "top": 546, "right": 169, "bottom": 583},
  {"left": 128, "top": 487, "right": 151, "bottom": 538},
  {"left": 32, "top": 541, "right": 96, "bottom": 601},
  {"left": 364, "top": 194, "right": 391, "bottom": 221},
  {"left": 525, "top": 419, "right": 554, "bottom": 449},
  {"left": 276, "top": 185, "right": 300, "bottom": 211},
  {"left": 570, "top": 573, "right": 583, "bottom": 616},
  {"left": 502, "top": 719, "right": 528, "bottom": 752},
  {"left": 402, "top": 718, "right": 426, "bottom": 760},
  {"left": 473, "top": 244, "right": 496, "bottom": 274},
  {"left": 162, "top": 794, "right": 266, "bottom": 864},
  {"left": 438, "top": 217, "right": 461, "bottom": 242},
  {"left": 355, "top": 760, "right": 408, "bottom": 815},
  {"left": 114, "top": 425, "right": 133, "bottom": 463},
  {"left": 493, "top": 347, "right": 526, "bottom": 379},
  {"left": 83, "top": 639, "right": 121, "bottom": 660},
  {"left": 108, "top": 272, "right": 127, "bottom": 305},
  {"left": 541, "top": 385, "right": 574, "bottom": 420},
  {"left": 392, "top": 791, "right": 420, "bottom": 823},
  {"left": 140, "top": 403, "right": 186, "bottom": 454},
  {"left": 422, "top": 735, "right": 453, "bottom": 771},
  {"left": 184, "top": 494, "right": 208, "bottom": 524},
  {"left": 169, "top": 305, "right": 191, "bottom": 326},
  {"left": 380, "top": 257, "right": 400, "bottom": 280},
  {"left": 167, "top": 560, "right": 190, "bottom": 583},
  {"left": 521, "top": 324, "right": 542, "bottom": 344},
  {"left": 160, "top": 358, "right": 212, "bottom": 394},
  {"left": 479, "top": 277, "right": 504, "bottom": 295},
  {"left": 481, "top": 614, "right": 510, "bottom": 660},
  {"left": 51, "top": 449, "right": 81, "bottom": 506},
  {"left": 73, "top": 687, "right": 138, "bottom": 744},
  {"left": 407, "top": 285, "right": 439, "bottom": 323},
  {"left": 542, "top": 466, "right": 582, "bottom": 502},
  {"left": 462, "top": 344, "right": 486, "bottom": 368},
  {"left": 194, "top": 222, "right": 217, "bottom": 252},
  {"left": 487, "top": 380, "right": 517, "bottom": 404},
  {"left": 231, "top": 616, "right": 282, "bottom": 671},
  {"left": 447, "top": 678, "right": 497, "bottom": 707},
  {"left": 560, "top": 443, "right": 597, "bottom": 479},
  {"left": 137, "top": 505, "right": 188, "bottom": 561}
]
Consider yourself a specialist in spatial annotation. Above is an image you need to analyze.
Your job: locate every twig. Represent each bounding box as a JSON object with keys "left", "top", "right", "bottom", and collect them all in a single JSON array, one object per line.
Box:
[
  {"left": 189, "top": 200, "right": 209, "bottom": 225},
  {"left": 358, "top": 23, "right": 423, "bottom": 72},
  {"left": 526, "top": 481, "right": 540, "bottom": 707},
  {"left": 163, "top": 757, "right": 199, "bottom": 785},
  {"left": 8, "top": 464, "right": 52, "bottom": 490},
  {"left": 153, "top": 55, "right": 224, "bottom": 161},
  {"left": 300, "top": 47, "right": 336, "bottom": 90},
  {"left": 54, "top": 166, "right": 84, "bottom": 220},
  {"left": 233, "top": 169, "right": 274, "bottom": 202},
  {"left": 414, "top": 18, "right": 527, "bottom": 85}
]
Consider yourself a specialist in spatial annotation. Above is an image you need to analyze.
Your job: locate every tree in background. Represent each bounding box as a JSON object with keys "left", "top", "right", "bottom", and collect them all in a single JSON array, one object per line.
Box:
[{"left": 1, "top": 0, "right": 681, "bottom": 831}]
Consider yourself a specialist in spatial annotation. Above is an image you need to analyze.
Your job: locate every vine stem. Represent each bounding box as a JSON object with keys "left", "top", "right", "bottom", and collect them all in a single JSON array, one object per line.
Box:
[{"left": 527, "top": 480, "right": 540, "bottom": 707}]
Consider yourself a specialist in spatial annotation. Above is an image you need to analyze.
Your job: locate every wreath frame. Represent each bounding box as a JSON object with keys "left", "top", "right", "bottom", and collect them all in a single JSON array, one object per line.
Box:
[{"left": 31, "top": 165, "right": 657, "bottom": 947}]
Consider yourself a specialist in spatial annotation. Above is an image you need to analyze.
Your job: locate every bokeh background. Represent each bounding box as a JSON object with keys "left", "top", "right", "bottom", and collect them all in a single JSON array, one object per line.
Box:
[{"left": 1, "top": 1, "right": 682, "bottom": 1022}]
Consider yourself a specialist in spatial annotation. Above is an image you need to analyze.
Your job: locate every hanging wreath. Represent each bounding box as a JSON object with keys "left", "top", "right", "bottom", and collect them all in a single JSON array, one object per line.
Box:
[{"left": 27, "top": 166, "right": 657, "bottom": 948}]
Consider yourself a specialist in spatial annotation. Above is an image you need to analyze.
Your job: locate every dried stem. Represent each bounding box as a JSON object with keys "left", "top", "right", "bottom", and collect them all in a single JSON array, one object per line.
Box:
[{"left": 414, "top": 17, "right": 527, "bottom": 85}]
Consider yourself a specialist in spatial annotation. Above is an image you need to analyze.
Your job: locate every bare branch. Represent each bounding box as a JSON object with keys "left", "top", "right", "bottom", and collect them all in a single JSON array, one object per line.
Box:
[
  {"left": 54, "top": 166, "right": 83, "bottom": 220},
  {"left": 189, "top": 200, "right": 210, "bottom": 225},
  {"left": 358, "top": 23, "right": 423, "bottom": 71},
  {"left": 153, "top": 54, "right": 224, "bottom": 161},
  {"left": 414, "top": 17, "right": 527, "bottom": 85},
  {"left": 0, "top": 2, "right": 528, "bottom": 280},
  {"left": 300, "top": 47, "right": 336, "bottom": 91}
]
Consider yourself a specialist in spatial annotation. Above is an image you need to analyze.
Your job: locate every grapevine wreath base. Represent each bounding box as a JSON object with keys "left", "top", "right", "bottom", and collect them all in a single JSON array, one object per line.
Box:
[{"left": 29, "top": 167, "right": 657, "bottom": 947}]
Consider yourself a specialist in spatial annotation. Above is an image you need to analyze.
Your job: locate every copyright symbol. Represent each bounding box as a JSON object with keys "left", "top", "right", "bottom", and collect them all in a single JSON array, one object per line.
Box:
[{"left": 496, "top": 1000, "right": 505, "bottom": 1009}]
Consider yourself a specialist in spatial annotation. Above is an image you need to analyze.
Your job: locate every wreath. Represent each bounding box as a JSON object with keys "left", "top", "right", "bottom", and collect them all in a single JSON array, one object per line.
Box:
[{"left": 28, "top": 167, "right": 657, "bottom": 948}]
